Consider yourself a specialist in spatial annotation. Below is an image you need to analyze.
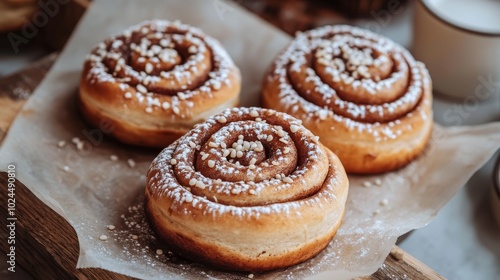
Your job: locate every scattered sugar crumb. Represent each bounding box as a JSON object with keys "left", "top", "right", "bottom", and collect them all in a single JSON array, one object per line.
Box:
[
  {"left": 380, "top": 198, "right": 389, "bottom": 206},
  {"left": 57, "top": 140, "right": 66, "bottom": 148},
  {"left": 76, "top": 141, "right": 85, "bottom": 151}
]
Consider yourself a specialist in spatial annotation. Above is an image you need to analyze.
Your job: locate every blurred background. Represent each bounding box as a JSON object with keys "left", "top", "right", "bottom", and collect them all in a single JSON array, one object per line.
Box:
[
  {"left": 0, "top": 0, "right": 499, "bottom": 279},
  {"left": 0, "top": 0, "right": 413, "bottom": 76}
]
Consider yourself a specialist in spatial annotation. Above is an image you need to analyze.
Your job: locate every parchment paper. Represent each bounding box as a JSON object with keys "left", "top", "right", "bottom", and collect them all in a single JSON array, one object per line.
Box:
[{"left": 1, "top": 0, "right": 500, "bottom": 279}]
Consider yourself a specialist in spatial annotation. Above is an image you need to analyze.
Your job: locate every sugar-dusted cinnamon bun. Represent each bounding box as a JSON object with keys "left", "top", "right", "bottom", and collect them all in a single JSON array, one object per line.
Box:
[
  {"left": 79, "top": 20, "right": 241, "bottom": 147},
  {"left": 262, "top": 25, "right": 433, "bottom": 174},
  {"left": 145, "top": 107, "right": 349, "bottom": 272}
]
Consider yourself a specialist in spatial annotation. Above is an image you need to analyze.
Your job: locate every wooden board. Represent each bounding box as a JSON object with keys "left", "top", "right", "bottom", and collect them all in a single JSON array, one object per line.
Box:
[{"left": 0, "top": 54, "right": 444, "bottom": 280}]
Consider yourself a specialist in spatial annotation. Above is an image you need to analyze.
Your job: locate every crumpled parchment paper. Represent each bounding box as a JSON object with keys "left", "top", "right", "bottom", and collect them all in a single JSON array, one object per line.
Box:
[{"left": 1, "top": 0, "right": 499, "bottom": 279}]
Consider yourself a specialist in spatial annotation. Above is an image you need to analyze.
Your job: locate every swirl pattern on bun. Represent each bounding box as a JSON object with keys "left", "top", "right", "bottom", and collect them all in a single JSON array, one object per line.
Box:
[
  {"left": 263, "top": 25, "right": 433, "bottom": 174},
  {"left": 146, "top": 107, "right": 349, "bottom": 271},
  {"left": 80, "top": 20, "right": 241, "bottom": 147}
]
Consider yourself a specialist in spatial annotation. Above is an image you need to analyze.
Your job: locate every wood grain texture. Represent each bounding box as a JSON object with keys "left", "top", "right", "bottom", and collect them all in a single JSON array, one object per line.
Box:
[
  {"left": 0, "top": 173, "right": 133, "bottom": 280},
  {"left": 0, "top": 53, "right": 444, "bottom": 280}
]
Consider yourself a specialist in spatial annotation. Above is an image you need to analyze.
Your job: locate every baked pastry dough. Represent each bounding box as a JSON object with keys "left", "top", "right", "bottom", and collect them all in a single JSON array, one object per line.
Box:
[
  {"left": 79, "top": 20, "right": 241, "bottom": 147},
  {"left": 146, "top": 107, "right": 349, "bottom": 271},
  {"left": 262, "top": 25, "right": 433, "bottom": 174}
]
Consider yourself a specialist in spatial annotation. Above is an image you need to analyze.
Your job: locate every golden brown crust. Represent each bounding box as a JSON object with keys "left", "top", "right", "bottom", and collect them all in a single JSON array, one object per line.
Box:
[
  {"left": 79, "top": 20, "right": 241, "bottom": 148},
  {"left": 262, "top": 25, "right": 433, "bottom": 174},
  {"left": 146, "top": 195, "right": 344, "bottom": 271},
  {"left": 78, "top": 92, "right": 185, "bottom": 147},
  {"left": 145, "top": 107, "right": 349, "bottom": 271}
]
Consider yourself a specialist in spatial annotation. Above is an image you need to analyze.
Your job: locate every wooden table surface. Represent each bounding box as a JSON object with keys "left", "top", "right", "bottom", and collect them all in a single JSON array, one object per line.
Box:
[{"left": 0, "top": 1, "right": 444, "bottom": 279}]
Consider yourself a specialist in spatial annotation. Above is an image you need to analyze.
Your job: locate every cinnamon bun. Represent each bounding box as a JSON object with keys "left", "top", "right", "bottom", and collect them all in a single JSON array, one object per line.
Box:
[
  {"left": 145, "top": 107, "right": 349, "bottom": 271},
  {"left": 262, "top": 25, "right": 433, "bottom": 174},
  {"left": 79, "top": 20, "right": 241, "bottom": 147}
]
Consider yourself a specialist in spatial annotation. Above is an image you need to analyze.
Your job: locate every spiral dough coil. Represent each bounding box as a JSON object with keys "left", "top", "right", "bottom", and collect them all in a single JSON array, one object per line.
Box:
[
  {"left": 262, "top": 25, "right": 433, "bottom": 174},
  {"left": 146, "top": 107, "right": 349, "bottom": 271},
  {"left": 79, "top": 20, "right": 241, "bottom": 147}
]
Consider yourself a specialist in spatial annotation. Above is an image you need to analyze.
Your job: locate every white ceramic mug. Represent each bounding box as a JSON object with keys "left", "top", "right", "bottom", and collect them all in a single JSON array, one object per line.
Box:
[{"left": 412, "top": 0, "right": 500, "bottom": 99}]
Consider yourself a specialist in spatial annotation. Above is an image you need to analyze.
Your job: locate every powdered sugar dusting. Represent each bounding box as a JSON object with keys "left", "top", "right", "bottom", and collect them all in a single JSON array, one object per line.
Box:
[
  {"left": 266, "top": 25, "right": 432, "bottom": 141},
  {"left": 84, "top": 19, "right": 239, "bottom": 119},
  {"left": 147, "top": 107, "right": 343, "bottom": 219}
]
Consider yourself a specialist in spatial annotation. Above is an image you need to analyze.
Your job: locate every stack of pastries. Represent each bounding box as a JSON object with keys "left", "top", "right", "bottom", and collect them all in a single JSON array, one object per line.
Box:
[{"left": 80, "top": 21, "right": 432, "bottom": 271}]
